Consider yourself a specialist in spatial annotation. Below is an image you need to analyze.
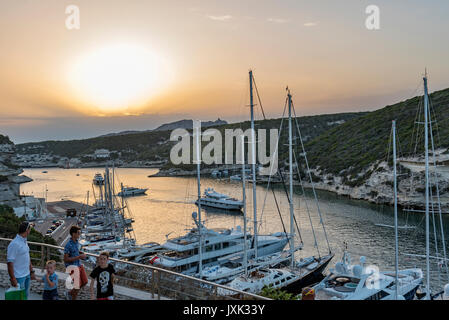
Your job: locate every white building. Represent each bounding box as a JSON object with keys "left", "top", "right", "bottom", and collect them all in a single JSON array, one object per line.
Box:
[{"left": 94, "top": 149, "right": 110, "bottom": 159}]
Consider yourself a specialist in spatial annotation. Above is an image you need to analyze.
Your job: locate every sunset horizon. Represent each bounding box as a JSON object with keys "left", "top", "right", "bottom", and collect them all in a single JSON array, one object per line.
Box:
[{"left": 1, "top": 1, "right": 449, "bottom": 143}]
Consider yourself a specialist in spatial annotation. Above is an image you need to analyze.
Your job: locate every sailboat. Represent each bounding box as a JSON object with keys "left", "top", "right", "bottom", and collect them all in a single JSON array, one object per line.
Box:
[
  {"left": 221, "top": 77, "right": 333, "bottom": 295},
  {"left": 314, "top": 120, "right": 423, "bottom": 300},
  {"left": 149, "top": 119, "right": 289, "bottom": 276},
  {"left": 411, "top": 74, "right": 449, "bottom": 299}
]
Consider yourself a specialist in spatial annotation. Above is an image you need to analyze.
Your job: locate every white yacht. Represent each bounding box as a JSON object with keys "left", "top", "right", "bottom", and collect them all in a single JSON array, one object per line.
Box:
[
  {"left": 218, "top": 268, "right": 300, "bottom": 296},
  {"left": 93, "top": 173, "right": 104, "bottom": 185},
  {"left": 148, "top": 213, "right": 289, "bottom": 275},
  {"left": 118, "top": 186, "right": 148, "bottom": 197},
  {"left": 202, "top": 251, "right": 292, "bottom": 284},
  {"left": 195, "top": 188, "right": 243, "bottom": 211},
  {"left": 218, "top": 253, "right": 334, "bottom": 295},
  {"left": 313, "top": 252, "right": 423, "bottom": 300}
]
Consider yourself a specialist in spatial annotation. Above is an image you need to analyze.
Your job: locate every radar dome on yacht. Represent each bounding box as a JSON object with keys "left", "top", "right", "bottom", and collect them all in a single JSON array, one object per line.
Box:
[
  {"left": 335, "top": 262, "right": 345, "bottom": 274},
  {"left": 360, "top": 256, "right": 366, "bottom": 265},
  {"left": 353, "top": 265, "right": 363, "bottom": 278}
]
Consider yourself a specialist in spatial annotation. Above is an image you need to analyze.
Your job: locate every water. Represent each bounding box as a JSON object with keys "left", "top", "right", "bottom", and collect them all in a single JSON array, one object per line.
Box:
[{"left": 21, "top": 167, "right": 449, "bottom": 292}]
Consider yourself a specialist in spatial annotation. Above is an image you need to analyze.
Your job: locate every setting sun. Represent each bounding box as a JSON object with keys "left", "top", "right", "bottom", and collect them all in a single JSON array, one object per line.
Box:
[{"left": 68, "top": 44, "right": 172, "bottom": 112}]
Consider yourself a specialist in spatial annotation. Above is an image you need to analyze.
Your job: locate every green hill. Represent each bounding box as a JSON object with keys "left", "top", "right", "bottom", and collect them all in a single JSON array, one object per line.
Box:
[
  {"left": 303, "top": 86, "right": 449, "bottom": 185},
  {"left": 16, "top": 112, "right": 366, "bottom": 165}
]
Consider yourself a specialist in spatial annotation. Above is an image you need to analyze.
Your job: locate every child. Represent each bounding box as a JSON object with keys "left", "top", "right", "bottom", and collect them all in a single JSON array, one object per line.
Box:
[
  {"left": 42, "top": 260, "right": 59, "bottom": 300},
  {"left": 89, "top": 252, "right": 116, "bottom": 300}
]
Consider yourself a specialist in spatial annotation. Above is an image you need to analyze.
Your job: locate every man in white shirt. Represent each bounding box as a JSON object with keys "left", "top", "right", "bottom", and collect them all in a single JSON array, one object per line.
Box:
[{"left": 7, "top": 221, "right": 36, "bottom": 299}]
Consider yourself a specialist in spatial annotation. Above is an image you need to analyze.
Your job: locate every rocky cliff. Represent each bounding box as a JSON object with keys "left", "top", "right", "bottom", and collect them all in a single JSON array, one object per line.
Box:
[{"left": 0, "top": 135, "right": 31, "bottom": 207}]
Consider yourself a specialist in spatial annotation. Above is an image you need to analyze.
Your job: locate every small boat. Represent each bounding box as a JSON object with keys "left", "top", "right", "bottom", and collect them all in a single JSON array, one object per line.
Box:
[
  {"left": 118, "top": 186, "right": 148, "bottom": 197},
  {"left": 313, "top": 252, "right": 423, "bottom": 300},
  {"left": 195, "top": 188, "right": 243, "bottom": 211},
  {"left": 42, "top": 171, "right": 48, "bottom": 173},
  {"left": 93, "top": 173, "right": 104, "bottom": 185}
]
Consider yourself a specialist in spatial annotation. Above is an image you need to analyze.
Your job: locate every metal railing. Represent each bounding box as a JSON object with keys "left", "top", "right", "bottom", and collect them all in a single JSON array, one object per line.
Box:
[{"left": 0, "top": 237, "right": 269, "bottom": 300}]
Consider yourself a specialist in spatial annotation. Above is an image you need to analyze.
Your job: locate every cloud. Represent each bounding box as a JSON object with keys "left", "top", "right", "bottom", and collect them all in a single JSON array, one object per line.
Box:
[
  {"left": 304, "top": 22, "right": 319, "bottom": 27},
  {"left": 267, "top": 18, "right": 289, "bottom": 24},
  {"left": 207, "top": 15, "right": 232, "bottom": 22}
]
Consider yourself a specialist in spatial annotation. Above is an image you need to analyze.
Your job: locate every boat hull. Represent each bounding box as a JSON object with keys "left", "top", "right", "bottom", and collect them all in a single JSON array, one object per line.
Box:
[
  {"left": 283, "top": 254, "right": 334, "bottom": 294},
  {"left": 195, "top": 199, "right": 243, "bottom": 211}
]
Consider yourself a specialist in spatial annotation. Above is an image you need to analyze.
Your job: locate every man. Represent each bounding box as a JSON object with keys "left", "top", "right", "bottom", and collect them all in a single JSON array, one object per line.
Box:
[
  {"left": 64, "top": 225, "right": 87, "bottom": 300},
  {"left": 7, "top": 221, "right": 36, "bottom": 299}
]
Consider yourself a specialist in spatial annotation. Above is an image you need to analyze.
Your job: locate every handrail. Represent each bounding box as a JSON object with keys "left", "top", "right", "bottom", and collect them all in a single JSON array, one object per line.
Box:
[{"left": 0, "top": 237, "right": 270, "bottom": 300}]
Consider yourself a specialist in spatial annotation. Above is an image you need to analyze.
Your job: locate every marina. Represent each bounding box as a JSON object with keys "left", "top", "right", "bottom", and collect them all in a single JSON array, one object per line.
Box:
[{"left": 18, "top": 166, "right": 449, "bottom": 295}]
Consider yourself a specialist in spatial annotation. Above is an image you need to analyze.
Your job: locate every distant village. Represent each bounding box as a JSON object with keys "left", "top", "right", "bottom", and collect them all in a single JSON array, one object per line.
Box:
[{"left": 14, "top": 148, "right": 167, "bottom": 168}]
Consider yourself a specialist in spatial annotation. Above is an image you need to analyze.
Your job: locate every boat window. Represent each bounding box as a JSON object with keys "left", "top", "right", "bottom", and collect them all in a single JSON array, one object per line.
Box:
[
  {"left": 223, "top": 243, "right": 229, "bottom": 249},
  {"left": 367, "top": 290, "right": 390, "bottom": 300}
]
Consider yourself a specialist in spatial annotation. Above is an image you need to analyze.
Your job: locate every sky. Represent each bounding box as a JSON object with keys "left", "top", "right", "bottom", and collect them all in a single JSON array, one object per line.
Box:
[{"left": 1, "top": 0, "right": 449, "bottom": 143}]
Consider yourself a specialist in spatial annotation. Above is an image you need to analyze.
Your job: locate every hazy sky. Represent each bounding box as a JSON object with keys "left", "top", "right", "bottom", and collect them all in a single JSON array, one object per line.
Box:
[{"left": 1, "top": 0, "right": 449, "bottom": 143}]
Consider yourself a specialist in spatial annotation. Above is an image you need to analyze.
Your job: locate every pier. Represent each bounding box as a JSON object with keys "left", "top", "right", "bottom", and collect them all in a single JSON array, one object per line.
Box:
[{"left": 32, "top": 200, "right": 90, "bottom": 246}]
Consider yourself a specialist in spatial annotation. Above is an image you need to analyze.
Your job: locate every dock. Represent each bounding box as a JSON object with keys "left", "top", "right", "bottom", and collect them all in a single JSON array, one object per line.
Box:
[{"left": 33, "top": 200, "right": 92, "bottom": 246}]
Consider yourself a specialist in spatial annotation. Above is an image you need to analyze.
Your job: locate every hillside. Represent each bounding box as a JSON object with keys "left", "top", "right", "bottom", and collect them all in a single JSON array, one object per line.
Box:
[
  {"left": 96, "top": 118, "right": 228, "bottom": 138},
  {"left": 304, "top": 87, "right": 449, "bottom": 179},
  {"left": 15, "top": 112, "right": 366, "bottom": 167}
]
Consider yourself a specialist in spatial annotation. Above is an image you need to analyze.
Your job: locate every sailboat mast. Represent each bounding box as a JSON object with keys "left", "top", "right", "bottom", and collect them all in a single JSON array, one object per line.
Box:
[
  {"left": 423, "top": 76, "right": 431, "bottom": 299},
  {"left": 392, "top": 120, "right": 399, "bottom": 299},
  {"left": 194, "top": 120, "right": 203, "bottom": 278},
  {"left": 288, "top": 89, "right": 295, "bottom": 268},
  {"left": 249, "top": 70, "right": 258, "bottom": 258},
  {"left": 241, "top": 135, "right": 248, "bottom": 277}
]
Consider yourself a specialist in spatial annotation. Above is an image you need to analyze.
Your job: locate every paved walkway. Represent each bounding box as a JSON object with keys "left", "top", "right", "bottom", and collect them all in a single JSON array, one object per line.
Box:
[{"left": 0, "top": 263, "right": 169, "bottom": 300}]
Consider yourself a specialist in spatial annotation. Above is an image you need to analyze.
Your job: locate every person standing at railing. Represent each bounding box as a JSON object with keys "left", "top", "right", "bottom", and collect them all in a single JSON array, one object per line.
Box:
[
  {"left": 40, "top": 260, "right": 59, "bottom": 300},
  {"left": 63, "top": 225, "right": 88, "bottom": 300},
  {"left": 89, "top": 251, "right": 116, "bottom": 300},
  {"left": 6, "top": 221, "right": 37, "bottom": 300}
]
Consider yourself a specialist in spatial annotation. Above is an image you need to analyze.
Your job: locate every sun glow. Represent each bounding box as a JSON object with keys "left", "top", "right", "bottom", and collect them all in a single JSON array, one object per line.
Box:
[{"left": 68, "top": 44, "right": 172, "bottom": 112}]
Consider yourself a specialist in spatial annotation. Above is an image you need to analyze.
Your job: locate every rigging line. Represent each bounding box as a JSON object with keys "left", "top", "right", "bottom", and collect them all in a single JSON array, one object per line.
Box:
[
  {"left": 268, "top": 131, "right": 303, "bottom": 242},
  {"left": 293, "top": 152, "right": 321, "bottom": 258},
  {"left": 394, "top": 127, "right": 411, "bottom": 226},
  {"left": 255, "top": 92, "right": 303, "bottom": 244},
  {"left": 259, "top": 98, "right": 287, "bottom": 228},
  {"left": 251, "top": 73, "right": 266, "bottom": 120},
  {"left": 291, "top": 100, "right": 332, "bottom": 253},
  {"left": 429, "top": 97, "right": 443, "bottom": 152},
  {"left": 428, "top": 103, "right": 449, "bottom": 280},
  {"left": 271, "top": 187, "right": 287, "bottom": 235},
  {"left": 412, "top": 97, "right": 423, "bottom": 156},
  {"left": 276, "top": 155, "right": 303, "bottom": 244},
  {"left": 385, "top": 124, "right": 393, "bottom": 166},
  {"left": 289, "top": 151, "right": 307, "bottom": 245}
]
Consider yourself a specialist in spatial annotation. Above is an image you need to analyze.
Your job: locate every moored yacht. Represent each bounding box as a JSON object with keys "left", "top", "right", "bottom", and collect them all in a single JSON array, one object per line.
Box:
[
  {"left": 148, "top": 213, "right": 289, "bottom": 275},
  {"left": 195, "top": 188, "right": 243, "bottom": 211},
  {"left": 93, "top": 173, "right": 104, "bottom": 185},
  {"left": 118, "top": 186, "right": 148, "bottom": 197},
  {"left": 313, "top": 252, "right": 423, "bottom": 300}
]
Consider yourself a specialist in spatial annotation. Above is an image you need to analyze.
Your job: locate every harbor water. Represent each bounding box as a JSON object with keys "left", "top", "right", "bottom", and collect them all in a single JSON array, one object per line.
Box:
[{"left": 21, "top": 167, "right": 449, "bottom": 292}]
